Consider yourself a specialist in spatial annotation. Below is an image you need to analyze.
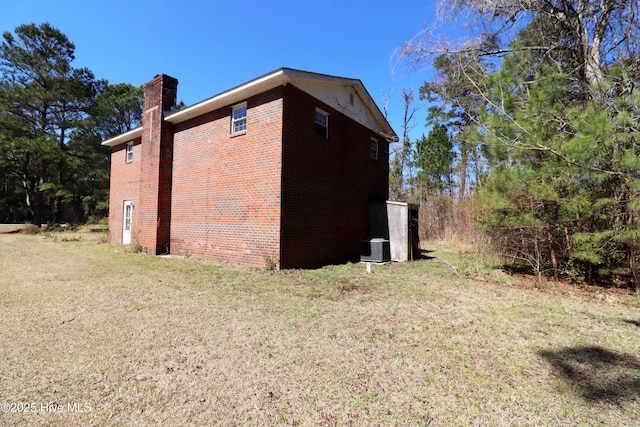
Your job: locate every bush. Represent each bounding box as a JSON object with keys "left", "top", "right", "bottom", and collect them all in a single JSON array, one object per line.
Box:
[{"left": 22, "top": 224, "right": 42, "bottom": 235}]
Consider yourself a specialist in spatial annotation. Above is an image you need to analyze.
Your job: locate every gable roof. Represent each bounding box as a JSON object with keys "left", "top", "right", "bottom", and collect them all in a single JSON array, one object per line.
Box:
[{"left": 102, "top": 68, "right": 398, "bottom": 147}]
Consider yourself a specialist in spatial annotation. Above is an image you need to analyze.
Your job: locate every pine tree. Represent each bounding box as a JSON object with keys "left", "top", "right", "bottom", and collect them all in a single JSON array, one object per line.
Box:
[
  {"left": 479, "top": 41, "right": 640, "bottom": 290},
  {"left": 0, "top": 23, "right": 98, "bottom": 225},
  {"left": 0, "top": 23, "right": 145, "bottom": 225},
  {"left": 414, "top": 124, "right": 454, "bottom": 199}
]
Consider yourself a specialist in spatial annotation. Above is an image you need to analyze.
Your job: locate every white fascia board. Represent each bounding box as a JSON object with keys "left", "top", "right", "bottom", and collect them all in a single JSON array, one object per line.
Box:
[
  {"left": 165, "top": 69, "right": 289, "bottom": 124},
  {"left": 101, "top": 127, "right": 142, "bottom": 147}
]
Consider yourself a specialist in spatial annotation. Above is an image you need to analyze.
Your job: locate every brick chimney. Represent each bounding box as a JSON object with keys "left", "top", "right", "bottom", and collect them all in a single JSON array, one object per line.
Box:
[{"left": 138, "top": 74, "right": 178, "bottom": 254}]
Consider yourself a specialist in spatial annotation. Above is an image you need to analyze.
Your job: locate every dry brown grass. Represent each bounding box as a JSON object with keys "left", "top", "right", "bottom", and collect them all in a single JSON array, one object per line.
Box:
[
  {"left": 0, "top": 224, "right": 29, "bottom": 234},
  {"left": 0, "top": 233, "right": 638, "bottom": 426}
]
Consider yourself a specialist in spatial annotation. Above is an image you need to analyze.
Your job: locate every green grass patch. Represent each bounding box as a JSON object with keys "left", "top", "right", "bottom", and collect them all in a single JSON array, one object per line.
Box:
[{"left": 0, "top": 234, "right": 638, "bottom": 426}]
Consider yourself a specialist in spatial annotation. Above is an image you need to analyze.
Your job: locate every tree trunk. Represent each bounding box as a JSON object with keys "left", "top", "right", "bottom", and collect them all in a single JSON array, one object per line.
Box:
[
  {"left": 458, "top": 142, "right": 468, "bottom": 201},
  {"left": 32, "top": 160, "right": 48, "bottom": 227},
  {"left": 32, "top": 188, "right": 43, "bottom": 227},
  {"left": 577, "top": 0, "right": 608, "bottom": 92},
  {"left": 547, "top": 227, "right": 559, "bottom": 281}
]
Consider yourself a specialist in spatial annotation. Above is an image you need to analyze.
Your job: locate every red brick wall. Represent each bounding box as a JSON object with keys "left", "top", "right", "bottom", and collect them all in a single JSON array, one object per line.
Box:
[
  {"left": 107, "top": 137, "right": 142, "bottom": 244},
  {"left": 108, "top": 79, "right": 390, "bottom": 269},
  {"left": 280, "top": 84, "right": 389, "bottom": 268},
  {"left": 170, "top": 87, "right": 283, "bottom": 267}
]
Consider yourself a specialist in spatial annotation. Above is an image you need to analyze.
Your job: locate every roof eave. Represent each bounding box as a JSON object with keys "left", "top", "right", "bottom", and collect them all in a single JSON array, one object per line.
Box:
[
  {"left": 165, "top": 68, "right": 291, "bottom": 124},
  {"left": 352, "top": 84, "right": 398, "bottom": 142},
  {"left": 101, "top": 127, "right": 142, "bottom": 147},
  {"left": 102, "top": 67, "right": 398, "bottom": 145}
]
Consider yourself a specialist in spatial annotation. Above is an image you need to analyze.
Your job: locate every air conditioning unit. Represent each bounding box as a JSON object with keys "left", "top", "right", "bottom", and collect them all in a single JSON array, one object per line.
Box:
[{"left": 360, "top": 238, "right": 391, "bottom": 263}]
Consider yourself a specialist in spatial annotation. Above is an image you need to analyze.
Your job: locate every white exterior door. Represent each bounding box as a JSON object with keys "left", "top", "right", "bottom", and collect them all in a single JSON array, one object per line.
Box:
[{"left": 122, "top": 201, "right": 133, "bottom": 245}]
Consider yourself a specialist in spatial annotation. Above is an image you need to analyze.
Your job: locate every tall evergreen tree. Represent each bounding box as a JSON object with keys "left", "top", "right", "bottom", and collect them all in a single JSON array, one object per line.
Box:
[
  {"left": 68, "top": 82, "right": 143, "bottom": 220},
  {"left": 0, "top": 23, "right": 143, "bottom": 225},
  {"left": 0, "top": 23, "right": 98, "bottom": 225},
  {"left": 414, "top": 124, "right": 454, "bottom": 199}
]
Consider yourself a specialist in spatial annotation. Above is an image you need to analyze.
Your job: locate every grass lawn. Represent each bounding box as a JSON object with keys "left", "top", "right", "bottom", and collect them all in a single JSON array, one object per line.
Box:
[{"left": 0, "top": 233, "right": 638, "bottom": 426}]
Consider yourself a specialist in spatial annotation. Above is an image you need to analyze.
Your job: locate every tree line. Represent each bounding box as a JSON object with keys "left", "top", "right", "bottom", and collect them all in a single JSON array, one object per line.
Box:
[
  {"left": 0, "top": 23, "right": 143, "bottom": 226},
  {"left": 391, "top": 0, "right": 640, "bottom": 292}
]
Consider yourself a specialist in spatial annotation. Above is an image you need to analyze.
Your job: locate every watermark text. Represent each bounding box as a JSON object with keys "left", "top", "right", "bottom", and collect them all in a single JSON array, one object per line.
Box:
[{"left": 1, "top": 402, "right": 92, "bottom": 413}]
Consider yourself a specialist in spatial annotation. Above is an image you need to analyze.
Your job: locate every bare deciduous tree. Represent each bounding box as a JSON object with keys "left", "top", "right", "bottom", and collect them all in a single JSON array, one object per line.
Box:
[
  {"left": 389, "top": 89, "right": 422, "bottom": 201},
  {"left": 397, "top": 0, "right": 640, "bottom": 97}
]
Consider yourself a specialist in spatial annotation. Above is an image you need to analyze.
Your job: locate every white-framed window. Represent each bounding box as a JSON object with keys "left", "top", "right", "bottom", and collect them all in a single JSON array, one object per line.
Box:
[
  {"left": 231, "top": 103, "right": 247, "bottom": 135},
  {"left": 370, "top": 138, "right": 379, "bottom": 160},
  {"left": 315, "top": 108, "right": 328, "bottom": 139},
  {"left": 125, "top": 141, "right": 134, "bottom": 163}
]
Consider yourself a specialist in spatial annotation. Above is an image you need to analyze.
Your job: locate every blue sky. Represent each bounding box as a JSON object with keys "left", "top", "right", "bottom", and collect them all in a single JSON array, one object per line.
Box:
[{"left": 2, "top": 0, "right": 439, "bottom": 141}]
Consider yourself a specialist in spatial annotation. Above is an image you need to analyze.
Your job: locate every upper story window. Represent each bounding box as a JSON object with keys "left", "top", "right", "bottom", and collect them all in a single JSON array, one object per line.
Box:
[
  {"left": 370, "top": 138, "right": 379, "bottom": 160},
  {"left": 126, "top": 141, "right": 134, "bottom": 163},
  {"left": 315, "top": 108, "right": 328, "bottom": 139},
  {"left": 232, "top": 103, "right": 247, "bottom": 135}
]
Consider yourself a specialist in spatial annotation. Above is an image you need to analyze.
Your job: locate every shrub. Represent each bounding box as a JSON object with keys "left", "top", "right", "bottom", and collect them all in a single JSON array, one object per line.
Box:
[{"left": 22, "top": 224, "right": 42, "bottom": 235}]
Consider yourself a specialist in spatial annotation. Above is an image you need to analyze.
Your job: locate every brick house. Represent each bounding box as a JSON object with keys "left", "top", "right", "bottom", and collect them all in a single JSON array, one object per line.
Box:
[{"left": 103, "top": 68, "right": 397, "bottom": 269}]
